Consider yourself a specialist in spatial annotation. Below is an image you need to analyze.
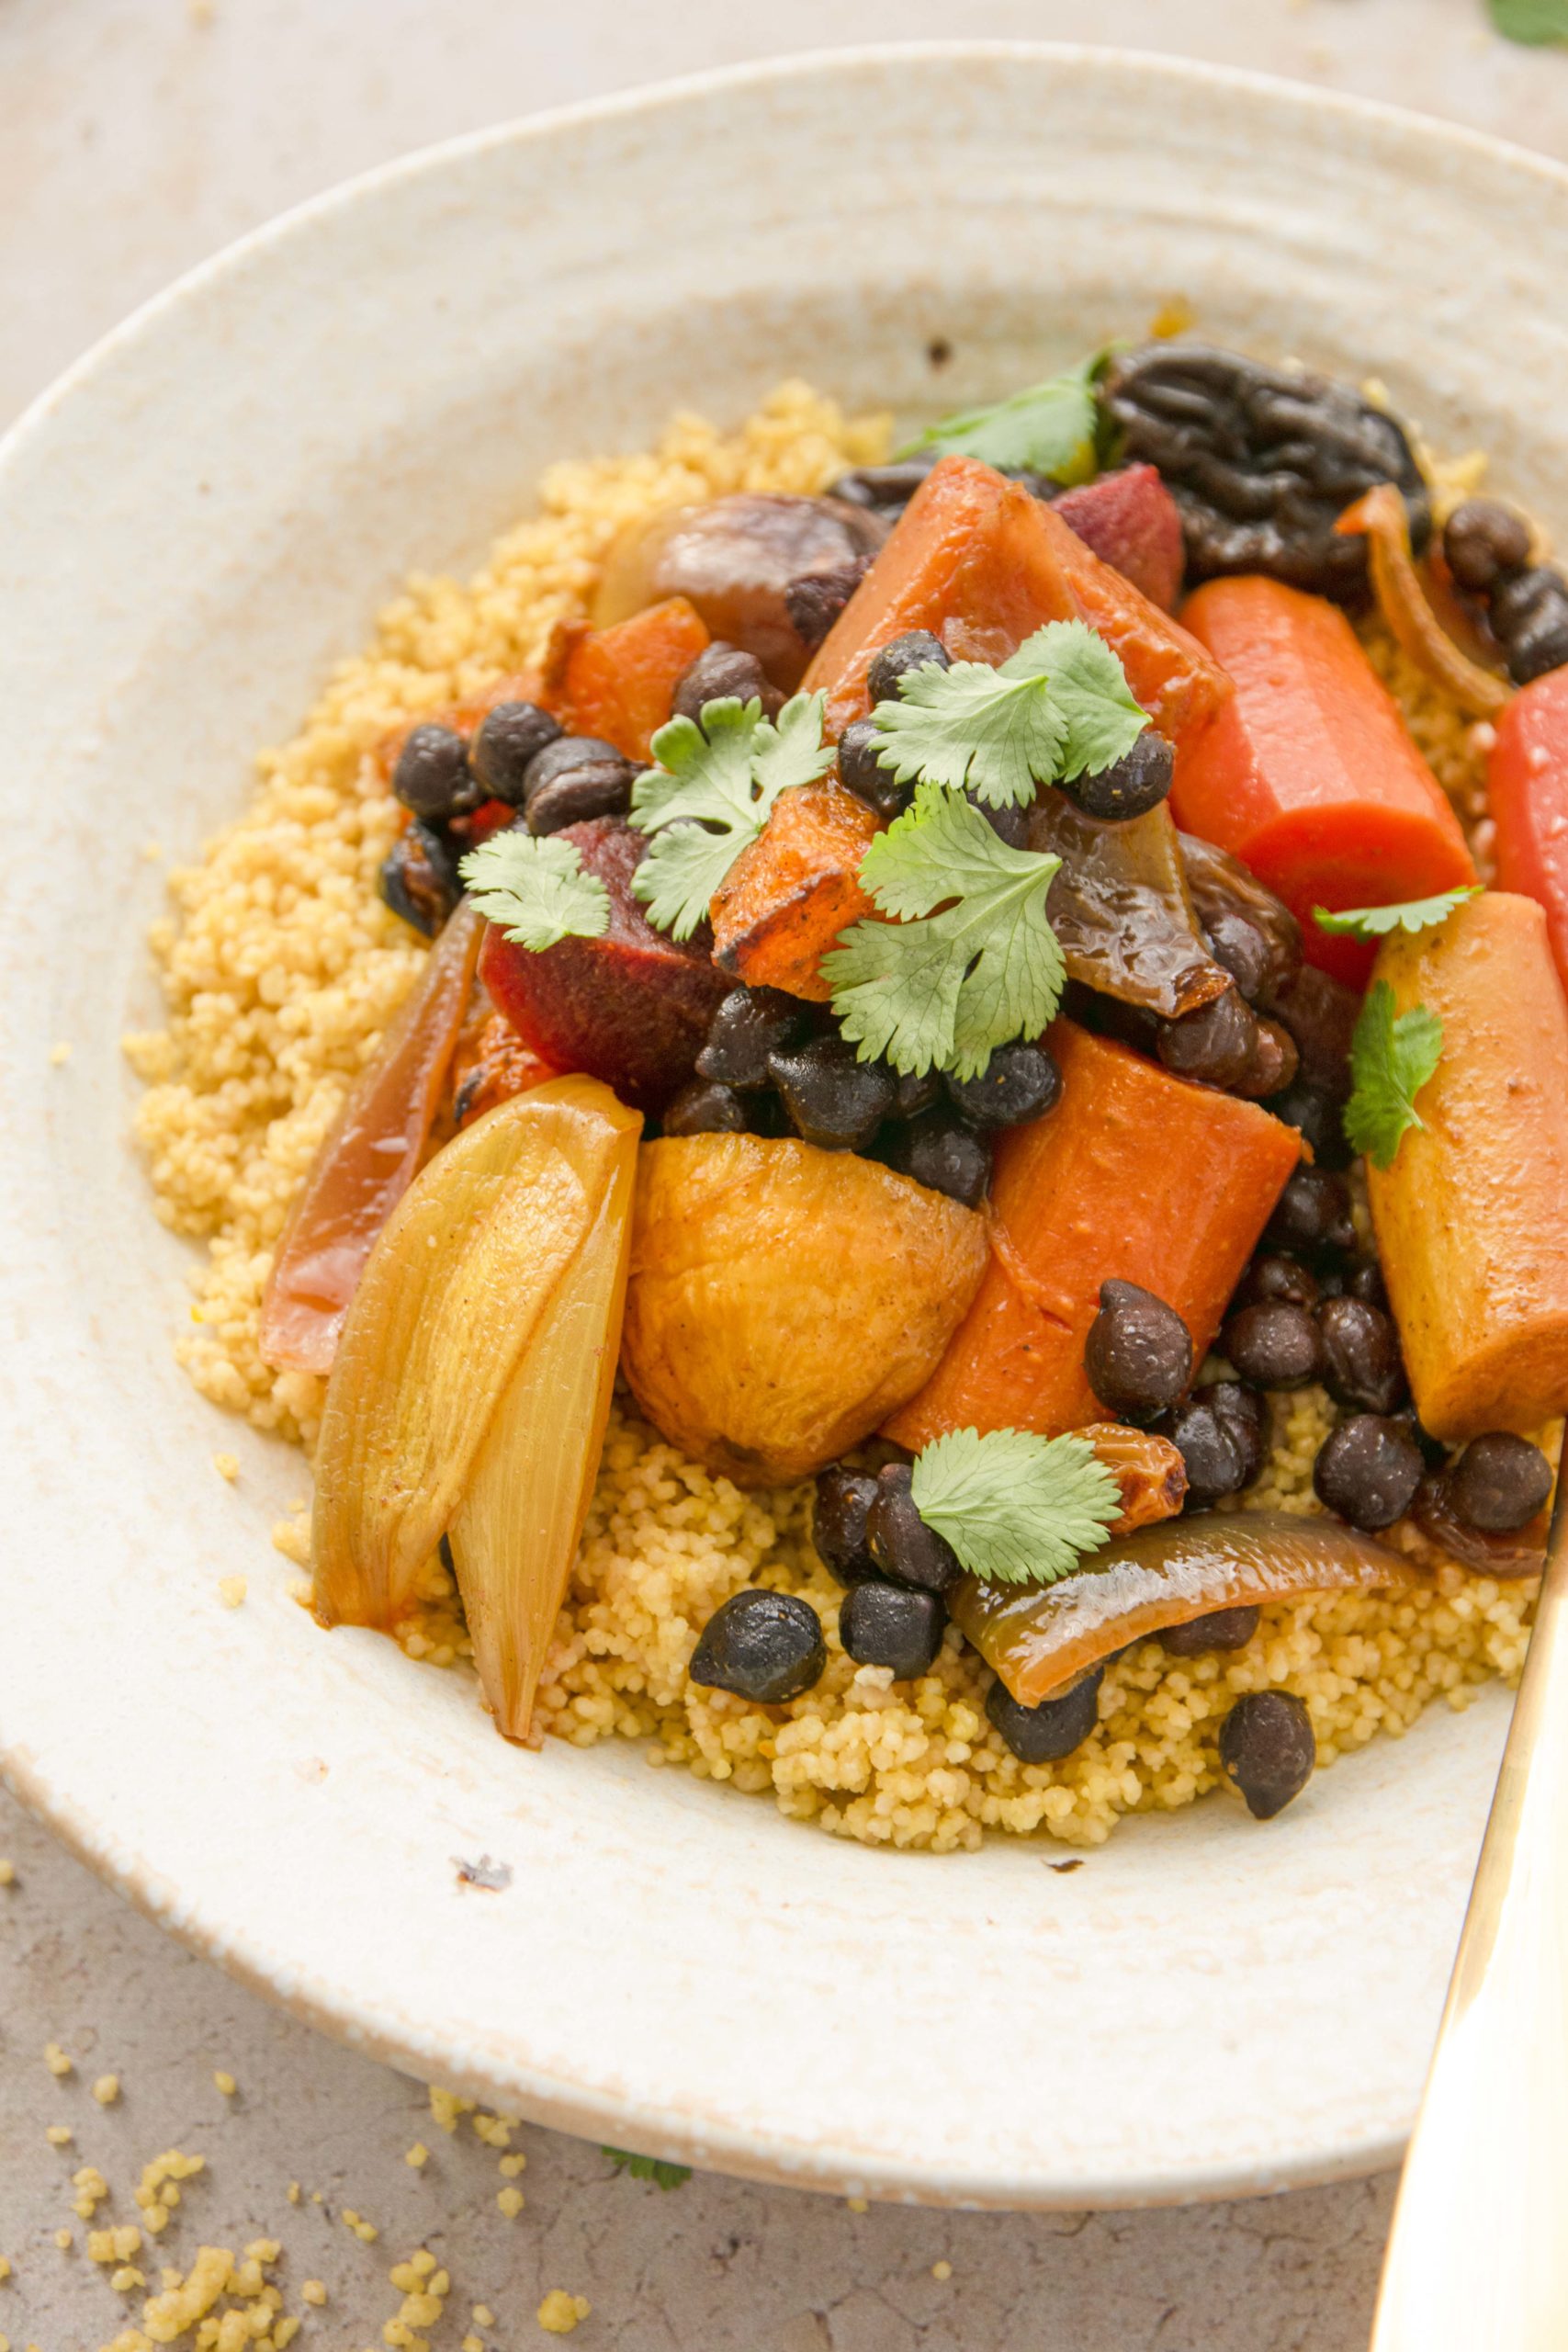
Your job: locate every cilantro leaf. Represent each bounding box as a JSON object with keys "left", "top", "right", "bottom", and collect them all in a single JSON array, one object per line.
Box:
[
  {"left": 458, "top": 831, "right": 609, "bottom": 951},
  {"left": 821, "top": 784, "right": 1065, "bottom": 1079},
  {"left": 866, "top": 620, "right": 1147, "bottom": 809},
  {"left": 900, "top": 352, "right": 1110, "bottom": 485},
  {"left": 867, "top": 661, "right": 1066, "bottom": 807},
  {"left": 1488, "top": 0, "right": 1568, "bottom": 45},
  {"left": 1344, "top": 980, "right": 1444, "bottom": 1170},
  {"left": 1313, "top": 887, "right": 1481, "bottom": 942},
  {"left": 911, "top": 1427, "right": 1122, "bottom": 1588},
  {"left": 629, "top": 692, "right": 833, "bottom": 939},
  {"left": 998, "top": 619, "right": 1150, "bottom": 784},
  {"left": 602, "top": 2147, "right": 692, "bottom": 2189}
]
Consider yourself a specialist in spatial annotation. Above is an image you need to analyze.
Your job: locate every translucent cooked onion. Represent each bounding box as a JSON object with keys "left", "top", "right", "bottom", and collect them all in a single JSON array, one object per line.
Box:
[
  {"left": 1030, "top": 792, "right": 1232, "bottom": 1019},
  {"left": 260, "top": 899, "right": 482, "bottom": 1376},
  {"left": 952, "top": 1510, "right": 1416, "bottom": 1706},
  {"left": 1336, "top": 485, "right": 1511, "bottom": 719},
  {"left": 1412, "top": 1473, "right": 1548, "bottom": 1580}
]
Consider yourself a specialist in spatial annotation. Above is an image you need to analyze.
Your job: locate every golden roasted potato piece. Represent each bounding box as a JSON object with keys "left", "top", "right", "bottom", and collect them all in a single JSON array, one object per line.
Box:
[{"left": 621, "top": 1135, "right": 987, "bottom": 1485}]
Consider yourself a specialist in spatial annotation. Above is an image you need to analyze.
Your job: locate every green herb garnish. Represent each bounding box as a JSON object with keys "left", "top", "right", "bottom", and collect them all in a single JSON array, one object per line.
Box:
[
  {"left": 1344, "top": 980, "right": 1444, "bottom": 1170},
  {"left": 822, "top": 783, "right": 1065, "bottom": 1080},
  {"left": 629, "top": 692, "right": 833, "bottom": 940},
  {"left": 602, "top": 2147, "right": 692, "bottom": 2189},
  {"left": 911, "top": 1426, "right": 1122, "bottom": 1588},
  {"left": 459, "top": 831, "right": 610, "bottom": 951},
  {"left": 900, "top": 351, "right": 1111, "bottom": 485},
  {"left": 1487, "top": 0, "right": 1568, "bottom": 44},
  {"left": 1313, "top": 886, "right": 1481, "bottom": 942},
  {"left": 867, "top": 619, "right": 1148, "bottom": 809}
]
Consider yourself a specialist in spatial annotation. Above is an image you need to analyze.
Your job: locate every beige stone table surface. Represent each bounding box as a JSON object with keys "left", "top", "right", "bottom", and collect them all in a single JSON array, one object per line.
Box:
[{"left": 4, "top": 3, "right": 1567, "bottom": 2346}]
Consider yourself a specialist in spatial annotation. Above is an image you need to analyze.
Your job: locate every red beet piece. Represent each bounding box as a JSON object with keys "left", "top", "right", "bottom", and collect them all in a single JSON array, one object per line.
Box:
[
  {"left": 479, "top": 819, "right": 729, "bottom": 1116},
  {"left": 1054, "top": 464, "right": 1185, "bottom": 614}
]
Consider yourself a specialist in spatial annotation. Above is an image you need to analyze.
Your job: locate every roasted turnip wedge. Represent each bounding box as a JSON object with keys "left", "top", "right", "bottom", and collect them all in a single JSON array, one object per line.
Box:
[
  {"left": 260, "top": 899, "right": 483, "bottom": 1376},
  {"left": 953, "top": 1510, "right": 1416, "bottom": 1707},
  {"left": 312, "top": 1076, "right": 639, "bottom": 1638},
  {"left": 622, "top": 1134, "right": 987, "bottom": 1485}
]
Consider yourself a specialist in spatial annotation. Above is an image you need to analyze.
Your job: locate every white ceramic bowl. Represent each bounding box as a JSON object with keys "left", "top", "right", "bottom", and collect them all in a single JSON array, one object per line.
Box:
[{"left": 5, "top": 45, "right": 1567, "bottom": 2211}]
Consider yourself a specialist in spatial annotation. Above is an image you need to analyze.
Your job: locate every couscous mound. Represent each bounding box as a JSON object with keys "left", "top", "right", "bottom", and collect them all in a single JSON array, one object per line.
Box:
[{"left": 126, "top": 383, "right": 1540, "bottom": 1851}]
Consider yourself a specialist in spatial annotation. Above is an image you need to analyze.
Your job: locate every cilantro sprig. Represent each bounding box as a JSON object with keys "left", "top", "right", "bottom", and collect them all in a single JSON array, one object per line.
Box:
[
  {"left": 459, "top": 831, "right": 610, "bottom": 951},
  {"left": 602, "top": 2147, "right": 692, "bottom": 2190},
  {"left": 1314, "top": 886, "right": 1481, "bottom": 942},
  {"left": 911, "top": 1427, "right": 1122, "bottom": 1588},
  {"left": 822, "top": 785, "right": 1065, "bottom": 1080},
  {"left": 629, "top": 692, "right": 833, "bottom": 940},
  {"left": 901, "top": 350, "right": 1111, "bottom": 486},
  {"left": 867, "top": 620, "right": 1148, "bottom": 809},
  {"left": 1344, "top": 980, "right": 1444, "bottom": 1170}
]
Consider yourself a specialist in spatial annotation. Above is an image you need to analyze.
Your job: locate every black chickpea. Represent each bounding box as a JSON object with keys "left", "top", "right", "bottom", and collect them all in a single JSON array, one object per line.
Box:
[
  {"left": 1221, "top": 1301, "right": 1323, "bottom": 1391},
  {"left": 1447, "top": 1433, "right": 1554, "bottom": 1533},
  {"left": 1313, "top": 1415, "right": 1424, "bottom": 1531},
  {"left": 1219, "top": 1691, "right": 1316, "bottom": 1819},
  {"left": 1084, "top": 1280, "right": 1195, "bottom": 1422},
  {"left": 1314, "top": 1295, "right": 1408, "bottom": 1416}
]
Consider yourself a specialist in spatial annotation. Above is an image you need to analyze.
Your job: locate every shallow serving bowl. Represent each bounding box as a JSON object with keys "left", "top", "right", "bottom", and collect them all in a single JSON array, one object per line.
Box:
[{"left": 4, "top": 43, "right": 1567, "bottom": 2209}]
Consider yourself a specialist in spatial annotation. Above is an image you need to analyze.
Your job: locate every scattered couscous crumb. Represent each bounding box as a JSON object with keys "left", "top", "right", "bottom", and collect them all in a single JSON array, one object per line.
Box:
[
  {"left": 73, "top": 2166, "right": 110, "bottom": 2221},
  {"left": 536, "top": 2291, "right": 590, "bottom": 2335},
  {"left": 0, "top": 1860, "right": 14, "bottom": 1886},
  {"left": 109, "top": 2267, "right": 145, "bottom": 2292},
  {"left": 471, "top": 2310, "right": 495, "bottom": 2332},
  {"left": 126, "top": 384, "right": 1545, "bottom": 1853},
  {"left": 215, "top": 1578, "right": 246, "bottom": 1610},
  {"left": 50, "top": 1040, "right": 73, "bottom": 1067},
  {"left": 300, "top": 2281, "right": 326, "bottom": 2307},
  {"left": 212, "top": 2072, "right": 237, "bottom": 2097},
  {"left": 285, "top": 2183, "right": 300, "bottom": 2207},
  {"left": 53, "top": 2231, "right": 72, "bottom": 2252},
  {"left": 44, "top": 2041, "right": 73, "bottom": 2078},
  {"left": 470, "top": 2111, "right": 515, "bottom": 2152},
  {"left": 45, "top": 2126, "right": 73, "bottom": 2148},
  {"left": 93, "top": 2075, "right": 122, "bottom": 2106},
  {"left": 403, "top": 2143, "right": 429, "bottom": 2170},
  {"left": 463, "top": 2337, "right": 484, "bottom": 2352},
  {"left": 134, "top": 2150, "right": 206, "bottom": 2239},
  {"left": 88, "top": 2227, "right": 142, "bottom": 2266},
  {"left": 495, "top": 2187, "right": 524, "bottom": 2219},
  {"left": 498, "top": 2153, "right": 526, "bottom": 2178},
  {"left": 931, "top": 2259, "right": 953, "bottom": 2282},
  {"left": 211, "top": 1453, "right": 240, "bottom": 1482},
  {"left": 426, "top": 2088, "right": 472, "bottom": 2136},
  {"left": 0, "top": 2256, "right": 10, "bottom": 2282},
  {"left": 341, "top": 2210, "right": 379, "bottom": 2245},
  {"left": 845, "top": 2198, "right": 868, "bottom": 2214}
]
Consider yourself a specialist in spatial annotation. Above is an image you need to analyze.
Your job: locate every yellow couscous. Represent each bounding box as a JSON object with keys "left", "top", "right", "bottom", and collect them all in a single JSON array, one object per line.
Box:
[{"left": 126, "top": 379, "right": 1542, "bottom": 1852}]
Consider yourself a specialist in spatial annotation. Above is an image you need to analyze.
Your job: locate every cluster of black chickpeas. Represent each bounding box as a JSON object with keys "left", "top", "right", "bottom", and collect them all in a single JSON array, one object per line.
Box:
[
  {"left": 1444, "top": 499, "right": 1568, "bottom": 687},
  {"left": 379, "top": 697, "right": 639, "bottom": 936},
  {"left": 662, "top": 985, "right": 1059, "bottom": 1207}
]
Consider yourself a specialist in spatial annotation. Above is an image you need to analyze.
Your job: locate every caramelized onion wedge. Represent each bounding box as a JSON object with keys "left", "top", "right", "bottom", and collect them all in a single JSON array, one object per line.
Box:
[
  {"left": 1029, "top": 791, "right": 1231, "bottom": 1019},
  {"left": 261, "top": 901, "right": 483, "bottom": 1376},
  {"left": 953, "top": 1510, "right": 1416, "bottom": 1707},
  {"left": 448, "top": 1114, "right": 638, "bottom": 1742},
  {"left": 1337, "top": 485, "right": 1511, "bottom": 719},
  {"left": 311, "top": 1076, "right": 638, "bottom": 1631}
]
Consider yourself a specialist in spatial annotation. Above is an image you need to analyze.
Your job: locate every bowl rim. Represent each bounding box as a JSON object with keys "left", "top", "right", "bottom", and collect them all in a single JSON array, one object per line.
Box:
[{"left": 3, "top": 40, "right": 1560, "bottom": 2211}]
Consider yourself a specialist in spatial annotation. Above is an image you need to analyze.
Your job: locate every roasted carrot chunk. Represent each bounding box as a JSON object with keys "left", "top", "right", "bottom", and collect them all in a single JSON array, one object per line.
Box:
[
  {"left": 1365, "top": 891, "right": 1568, "bottom": 1441},
  {"left": 1173, "top": 577, "right": 1477, "bottom": 986},
  {"left": 1489, "top": 666, "right": 1568, "bottom": 996},
  {"left": 882, "top": 1021, "right": 1302, "bottom": 1449},
  {"left": 709, "top": 783, "right": 881, "bottom": 1001},
  {"left": 557, "top": 595, "right": 709, "bottom": 761},
  {"left": 804, "top": 454, "right": 1231, "bottom": 754}
]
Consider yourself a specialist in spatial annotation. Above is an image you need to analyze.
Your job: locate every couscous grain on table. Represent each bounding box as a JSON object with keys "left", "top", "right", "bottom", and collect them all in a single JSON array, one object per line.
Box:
[{"left": 127, "top": 348, "right": 1568, "bottom": 1850}]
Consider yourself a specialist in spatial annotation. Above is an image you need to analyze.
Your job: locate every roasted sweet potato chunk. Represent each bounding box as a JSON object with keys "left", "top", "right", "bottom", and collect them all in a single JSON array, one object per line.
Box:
[{"left": 709, "top": 782, "right": 882, "bottom": 1001}]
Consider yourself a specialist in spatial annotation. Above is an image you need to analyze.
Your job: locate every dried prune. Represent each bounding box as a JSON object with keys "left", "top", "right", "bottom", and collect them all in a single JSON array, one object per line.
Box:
[{"left": 1101, "top": 345, "right": 1430, "bottom": 603}]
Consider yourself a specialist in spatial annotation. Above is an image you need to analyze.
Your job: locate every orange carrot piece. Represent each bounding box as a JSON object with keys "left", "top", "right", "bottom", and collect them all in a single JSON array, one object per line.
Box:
[
  {"left": 557, "top": 595, "right": 709, "bottom": 761},
  {"left": 1365, "top": 891, "right": 1568, "bottom": 1441},
  {"left": 804, "top": 455, "right": 1232, "bottom": 755},
  {"left": 1173, "top": 576, "right": 1477, "bottom": 987},
  {"left": 259, "top": 902, "right": 484, "bottom": 1377},
  {"left": 882, "top": 1021, "right": 1302, "bottom": 1449},
  {"left": 709, "top": 783, "right": 881, "bottom": 1001}
]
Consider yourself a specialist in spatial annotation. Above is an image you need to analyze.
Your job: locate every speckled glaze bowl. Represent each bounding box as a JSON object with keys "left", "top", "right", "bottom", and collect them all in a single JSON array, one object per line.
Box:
[{"left": 4, "top": 45, "right": 1567, "bottom": 2210}]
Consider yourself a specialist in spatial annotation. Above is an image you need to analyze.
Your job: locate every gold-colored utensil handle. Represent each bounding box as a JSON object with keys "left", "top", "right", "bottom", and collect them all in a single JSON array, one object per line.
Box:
[{"left": 1371, "top": 1496, "right": 1568, "bottom": 2350}]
